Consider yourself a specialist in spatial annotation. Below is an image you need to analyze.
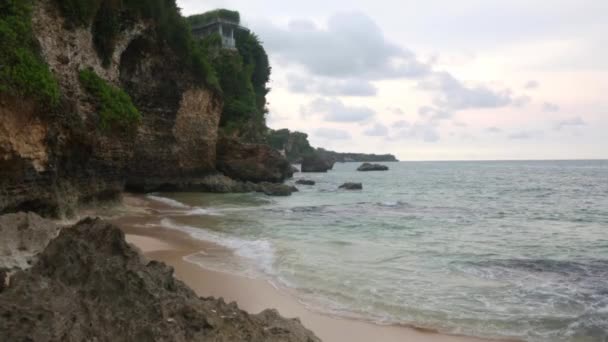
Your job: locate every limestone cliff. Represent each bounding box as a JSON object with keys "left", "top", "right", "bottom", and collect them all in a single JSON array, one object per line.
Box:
[{"left": 0, "top": 0, "right": 223, "bottom": 216}]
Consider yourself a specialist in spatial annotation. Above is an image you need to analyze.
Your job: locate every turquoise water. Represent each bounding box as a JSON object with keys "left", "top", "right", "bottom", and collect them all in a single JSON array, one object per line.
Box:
[{"left": 151, "top": 160, "right": 608, "bottom": 341}]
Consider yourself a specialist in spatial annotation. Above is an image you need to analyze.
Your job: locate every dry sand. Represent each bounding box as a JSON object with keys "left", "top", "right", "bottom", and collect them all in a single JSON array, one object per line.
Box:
[{"left": 112, "top": 195, "right": 512, "bottom": 342}]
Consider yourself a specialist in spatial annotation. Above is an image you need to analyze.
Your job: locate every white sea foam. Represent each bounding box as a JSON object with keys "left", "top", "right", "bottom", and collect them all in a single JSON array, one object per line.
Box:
[
  {"left": 160, "top": 218, "right": 275, "bottom": 275},
  {"left": 146, "top": 195, "right": 190, "bottom": 209}
]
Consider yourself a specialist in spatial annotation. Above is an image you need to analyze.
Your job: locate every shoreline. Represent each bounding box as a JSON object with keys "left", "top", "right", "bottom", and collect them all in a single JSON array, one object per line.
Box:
[{"left": 108, "top": 194, "right": 514, "bottom": 342}]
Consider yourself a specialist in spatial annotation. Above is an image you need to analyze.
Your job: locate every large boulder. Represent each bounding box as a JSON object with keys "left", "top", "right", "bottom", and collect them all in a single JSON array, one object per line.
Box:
[
  {"left": 0, "top": 218, "right": 320, "bottom": 342},
  {"left": 357, "top": 163, "right": 389, "bottom": 172},
  {"left": 0, "top": 213, "right": 59, "bottom": 270},
  {"left": 339, "top": 182, "right": 363, "bottom": 190},
  {"left": 217, "top": 137, "right": 293, "bottom": 183},
  {"left": 301, "top": 154, "right": 334, "bottom": 173}
]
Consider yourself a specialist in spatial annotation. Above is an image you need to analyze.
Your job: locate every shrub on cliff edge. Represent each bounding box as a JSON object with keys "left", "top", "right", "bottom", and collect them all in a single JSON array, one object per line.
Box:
[
  {"left": 78, "top": 68, "right": 140, "bottom": 131},
  {"left": 0, "top": 0, "right": 60, "bottom": 106}
]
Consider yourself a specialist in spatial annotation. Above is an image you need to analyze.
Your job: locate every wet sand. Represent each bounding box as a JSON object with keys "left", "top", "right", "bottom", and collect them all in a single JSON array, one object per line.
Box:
[{"left": 112, "top": 194, "right": 511, "bottom": 342}]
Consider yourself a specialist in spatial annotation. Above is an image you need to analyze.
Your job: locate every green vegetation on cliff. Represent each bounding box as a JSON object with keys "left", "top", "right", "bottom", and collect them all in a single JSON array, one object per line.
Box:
[
  {"left": 0, "top": 0, "right": 60, "bottom": 105},
  {"left": 267, "top": 129, "right": 315, "bottom": 162},
  {"left": 53, "top": 0, "right": 219, "bottom": 90},
  {"left": 189, "top": 10, "right": 271, "bottom": 142},
  {"left": 79, "top": 68, "right": 140, "bottom": 131}
]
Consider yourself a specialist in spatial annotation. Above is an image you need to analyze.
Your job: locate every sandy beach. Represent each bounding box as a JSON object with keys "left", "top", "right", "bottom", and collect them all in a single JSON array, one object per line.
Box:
[{"left": 109, "top": 195, "right": 510, "bottom": 342}]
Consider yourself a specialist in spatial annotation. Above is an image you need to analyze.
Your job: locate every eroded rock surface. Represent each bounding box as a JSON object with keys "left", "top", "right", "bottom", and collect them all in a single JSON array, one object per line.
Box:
[
  {"left": 217, "top": 136, "right": 293, "bottom": 183},
  {"left": 0, "top": 212, "right": 59, "bottom": 270},
  {"left": 301, "top": 155, "right": 334, "bottom": 173},
  {"left": 0, "top": 218, "right": 320, "bottom": 342}
]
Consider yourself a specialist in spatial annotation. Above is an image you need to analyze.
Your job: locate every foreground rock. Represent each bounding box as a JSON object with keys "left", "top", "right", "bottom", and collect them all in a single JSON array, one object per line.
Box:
[
  {"left": 0, "top": 218, "right": 320, "bottom": 342},
  {"left": 357, "top": 163, "right": 389, "bottom": 172},
  {"left": 339, "top": 182, "right": 363, "bottom": 190},
  {"left": 296, "top": 179, "right": 316, "bottom": 186},
  {"left": 217, "top": 137, "right": 293, "bottom": 183},
  {"left": 0, "top": 213, "right": 59, "bottom": 270},
  {"left": 301, "top": 154, "right": 334, "bottom": 173}
]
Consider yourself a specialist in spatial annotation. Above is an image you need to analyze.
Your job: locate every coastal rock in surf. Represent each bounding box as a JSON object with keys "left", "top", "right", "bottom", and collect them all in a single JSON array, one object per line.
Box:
[
  {"left": 0, "top": 213, "right": 59, "bottom": 270},
  {"left": 295, "top": 179, "right": 316, "bottom": 186},
  {"left": 339, "top": 182, "right": 363, "bottom": 190},
  {"left": 0, "top": 218, "right": 320, "bottom": 342},
  {"left": 217, "top": 137, "right": 294, "bottom": 183},
  {"left": 357, "top": 163, "right": 389, "bottom": 172},
  {"left": 301, "top": 154, "right": 334, "bottom": 173},
  {"left": 258, "top": 183, "right": 299, "bottom": 196}
]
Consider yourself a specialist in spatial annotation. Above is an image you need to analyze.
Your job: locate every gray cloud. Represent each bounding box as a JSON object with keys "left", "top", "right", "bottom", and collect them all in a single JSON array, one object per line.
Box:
[
  {"left": 524, "top": 80, "right": 540, "bottom": 89},
  {"left": 419, "top": 72, "right": 528, "bottom": 112},
  {"left": 486, "top": 126, "right": 503, "bottom": 133},
  {"left": 314, "top": 128, "right": 352, "bottom": 140},
  {"left": 392, "top": 120, "right": 410, "bottom": 128},
  {"left": 287, "top": 74, "right": 377, "bottom": 96},
  {"left": 554, "top": 116, "right": 586, "bottom": 130},
  {"left": 508, "top": 130, "right": 543, "bottom": 140},
  {"left": 542, "top": 102, "right": 560, "bottom": 112},
  {"left": 363, "top": 123, "right": 389, "bottom": 136},
  {"left": 257, "top": 12, "right": 430, "bottom": 80},
  {"left": 304, "top": 98, "right": 376, "bottom": 122}
]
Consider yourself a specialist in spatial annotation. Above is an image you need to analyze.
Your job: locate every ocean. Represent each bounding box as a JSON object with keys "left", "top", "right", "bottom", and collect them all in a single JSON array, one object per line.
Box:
[{"left": 147, "top": 160, "right": 608, "bottom": 341}]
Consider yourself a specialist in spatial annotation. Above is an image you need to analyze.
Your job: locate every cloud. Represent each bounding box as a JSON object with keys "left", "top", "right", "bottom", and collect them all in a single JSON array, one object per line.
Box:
[
  {"left": 314, "top": 128, "right": 352, "bottom": 140},
  {"left": 542, "top": 102, "right": 560, "bottom": 112},
  {"left": 418, "top": 105, "right": 452, "bottom": 120},
  {"left": 287, "top": 74, "right": 377, "bottom": 96},
  {"left": 524, "top": 80, "right": 540, "bottom": 89},
  {"left": 508, "top": 130, "right": 543, "bottom": 140},
  {"left": 257, "top": 12, "right": 430, "bottom": 80},
  {"left": 419, "top": 72, "right": 528, "bottom": 112},
  {"left": 390, "top": 122, "right": 440, "bottom": 143},
  {"left": 486, "top": 126, "right": 503, "bottom": 133},
  {"left": 363, "top": 123, "right": 389, "bottom": 136},
  {"left": 392, "top": 120, "right": 409, "bottom": 128},
  {"left": 303, "top": 98, "right": 376, "bottom": 122},
  {"left": 554, "top": 116, "right": 586, "bottom": 130},
  {"left": 453, "top": 121, "right": 468, "bottom": 127},
  {"left": 386, "top": 107, "right": 405, "bottom": 115}
]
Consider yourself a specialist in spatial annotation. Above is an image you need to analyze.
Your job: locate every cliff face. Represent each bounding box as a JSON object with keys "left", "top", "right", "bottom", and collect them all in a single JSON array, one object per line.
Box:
[{"left": 0, "top": 0, "right": 223, "bottom": 216}]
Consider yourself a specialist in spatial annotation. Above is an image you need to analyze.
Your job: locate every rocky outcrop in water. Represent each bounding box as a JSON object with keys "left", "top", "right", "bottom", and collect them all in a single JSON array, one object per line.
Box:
[
  {"left": 301, "top": 154, "right": 334, "bottom": 173},
  {"left": 339, "top": 182, "right": 363, "bottom": 190},
  {"left": 357, "top": 163, "right": 389, "bottom": 172},
  {"left": 0, "top": 218, "right": 320, "bottom": 342},
  {"left": 216, "top": 136, "right": 293, "bottom": 183},
  {"left": 296, "top": 179, "right": 316, "bottom": 186}
]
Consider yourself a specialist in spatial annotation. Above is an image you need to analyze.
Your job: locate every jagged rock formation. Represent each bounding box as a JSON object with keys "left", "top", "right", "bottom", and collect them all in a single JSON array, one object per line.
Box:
[
  {"left": 217, "top": 136, "right": 293, "bottom": 183},
  {"left": 0, "top": 218, "right": 320, "bottom": 342},
  {"left": 0, "top": 212, "right": 59, "bottom": 270},
  {"left": 357, "top": 163, "right": 389, "bottom": 172},
  {"left": 301, "top": 154, "right": 334, "bottom": 173}
]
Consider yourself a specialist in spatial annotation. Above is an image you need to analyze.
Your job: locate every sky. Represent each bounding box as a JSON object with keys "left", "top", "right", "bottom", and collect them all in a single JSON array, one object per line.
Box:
[{"left": 178, "top": 0, "right": 608, "bottom": 160}]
